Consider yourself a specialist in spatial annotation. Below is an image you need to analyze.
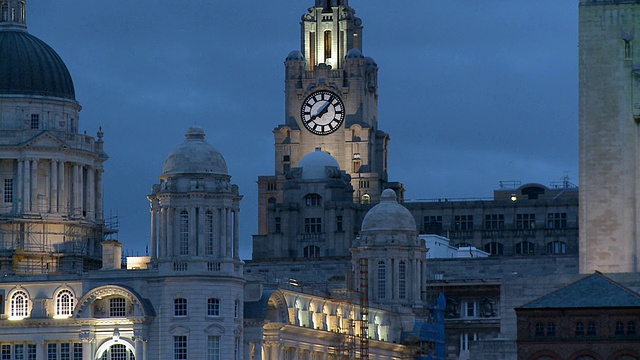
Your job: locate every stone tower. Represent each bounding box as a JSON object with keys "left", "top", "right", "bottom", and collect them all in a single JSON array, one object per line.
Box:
[
  {"left": 0, "top": 0, "right": 108, "bottom": 274},
  {"left": 257, "top": 0, "right": 402, "bottom": 235},
  {"left": 579, "top": 0, "right": 640, "bottom": 273}
]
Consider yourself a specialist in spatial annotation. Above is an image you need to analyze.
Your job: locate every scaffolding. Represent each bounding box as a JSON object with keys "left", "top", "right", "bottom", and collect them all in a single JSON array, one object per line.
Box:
[{"left": 357, "top": 257, "right": 369, "bottom": 360}]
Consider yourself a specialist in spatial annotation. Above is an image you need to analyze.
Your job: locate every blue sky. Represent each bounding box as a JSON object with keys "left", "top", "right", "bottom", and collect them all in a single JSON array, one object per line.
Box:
[{"left": 26, "top": 0, "right": 578, "bottom": 260}]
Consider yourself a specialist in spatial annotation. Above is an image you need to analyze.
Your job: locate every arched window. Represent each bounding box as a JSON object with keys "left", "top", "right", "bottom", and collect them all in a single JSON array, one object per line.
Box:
[
  {"left": 515, "top": 241, "right": 534, "bottom": 255},
  {"left": 628, "top": 321, "right": 637, "bottom": 335},
  {"left": 377, "top": 261, "right": 386, "bottom": 300},
  {"left": 100, "top": 343, "right": 135, "bottom": 360},
  {"left": 174, "top": 298, "right": 187, "bottom": 317},
  {"left": 10, "top": 290, "right": 29, "bottom": 319},
  {"left": 304, "top": 194, "right": 322, "bottom": 207},
  {"left": 361, "top": 194, "right": 370, "bottom": 204},
  {"left": 587, "top": 321, "right": 596, "bottom": 336},
  {"left": 575, "top": 322, "right": 584, "bottom": 337},
  {"left": 324, "top": 30, "right": 332, "bottom": 61},
  {"left": 205, "top": 210, "right": 214, "bottom": 255},
  {"left": 304, "top": 245, "right": 320, "bottom": 258},
  {"left": 547, "top": 241, "right": 566, "bottom": 254},
  {"left": 615, "top": 321, "right": 625, "bottom": 336},
  {"left": 398, "top": 261, "right": 406, "bottom": 299},
  {"left": 55, "top": 289, "right": 75, "bottom": 318},
  {"left": 179, "top": 210, "right": 189, "bottom": 255},
  {"left": 234, "top": 299, "right": 240, "bottom": 318},
  {"left": 207, "top": 298, "right": 220, "bottom": 317},
  {"left": 484, "top": 242, "right": 503, "bottom": 255}
]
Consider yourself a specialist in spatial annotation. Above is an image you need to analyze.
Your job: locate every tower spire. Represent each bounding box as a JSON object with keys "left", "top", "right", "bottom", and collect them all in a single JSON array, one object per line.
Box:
[{"left": 0, "top": 0, "right": 27, "bottom": 31}]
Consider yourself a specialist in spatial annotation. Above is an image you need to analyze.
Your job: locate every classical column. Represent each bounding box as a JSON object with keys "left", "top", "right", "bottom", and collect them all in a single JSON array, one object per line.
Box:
[
  {"left": 197, "top": 207, "right": 205, "bottom": 256},
  {"left": 225, "top": 208, "right": 232, "bottom": 258},
  {"left": 133, "top": 329, "right": 147, "bottom": 360},
  {"left": 71, "top": 163, "right": 78, "bottom": 215},
  {"left": 50, "top": 160, "right": 58, "bottom": 213},
  {"left": 168, "top": 207, "right": 175, "bottom": 257},
  {"left": 30, "top": 159, "right": 38, "bottom": 212},
  {"left": 23, "top": 159, "right": 31, "bottom": 212},
  {"left": 86, "top": 166, "right": 95, "bottom": 220},
  {"left": 159, "top": 207, "right": 166, "bottom": 258},
  {"left": 150, "top": 207, "right": 157, "bottom": 259},
  {"left": 189, "top": 206, "right": 196, "bottom": 256},
  {"left": 16, "top": 159, "right": 23, "bottom": 213},
  {"left": 233, "top": 209, "right": 240, "bottom": 259},
  {"left": 220, "top": 208, "right": 227, "bottom": 257},
  {"left": 58, "top": 161, "right": 65, "bottom": 213},
  {"left": 95, "top": 168, "right": 103, "bottom": 220},
  {"left": 34, "top": 339, "right": 44, "bottom": 360},
  {"left": 79, "top": 330, "right": 94, "bottom": 360}
]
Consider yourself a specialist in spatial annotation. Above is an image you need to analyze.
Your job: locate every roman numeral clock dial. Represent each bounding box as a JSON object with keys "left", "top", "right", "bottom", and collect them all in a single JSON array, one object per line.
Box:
[{"left": 300, "top": 90, "right": 345, "bottom": 135}]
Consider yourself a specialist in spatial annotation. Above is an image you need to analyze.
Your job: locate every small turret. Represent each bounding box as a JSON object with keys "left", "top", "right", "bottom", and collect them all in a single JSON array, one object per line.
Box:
[{"left": 0, "top": 0, "right": 27, "bottom": 31}]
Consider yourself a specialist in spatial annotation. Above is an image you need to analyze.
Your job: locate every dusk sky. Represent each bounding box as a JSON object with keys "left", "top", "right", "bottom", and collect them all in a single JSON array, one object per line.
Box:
[{"left": 26, "top": 1, "right": 578, "bottom": 260}]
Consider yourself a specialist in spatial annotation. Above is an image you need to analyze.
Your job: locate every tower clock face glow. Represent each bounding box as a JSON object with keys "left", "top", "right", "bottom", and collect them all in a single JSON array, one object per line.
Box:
[{"left": 300, "top": 90, "right": 345, "bottom": 135}]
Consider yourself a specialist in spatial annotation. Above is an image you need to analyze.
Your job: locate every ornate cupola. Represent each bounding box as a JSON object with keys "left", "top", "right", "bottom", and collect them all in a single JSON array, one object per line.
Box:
[
  {"left": 148, "top": 126, "right": 243, "bottom": 275},
  {"left": 0, "top": 0, "right": 26, "bottom": 30}
]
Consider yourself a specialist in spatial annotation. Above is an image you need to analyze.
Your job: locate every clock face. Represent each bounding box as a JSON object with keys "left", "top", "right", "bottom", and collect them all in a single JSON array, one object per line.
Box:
[{"left": 300, "top": 90, "right": 345, "bottom": 135}]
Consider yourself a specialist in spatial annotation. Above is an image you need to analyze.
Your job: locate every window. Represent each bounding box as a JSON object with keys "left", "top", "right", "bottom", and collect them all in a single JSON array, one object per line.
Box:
[
  {"left": 615, "top": 321, "right": 625, "bottom": 336},
  {"left": 353, "top": 160, "right": 361, "bottom": 173},
  {"left": 377, "top": 261, "right": 386, "bottom": 300},
  {"left": 305, "top": 194, "right": 322, "bottom": 206},
  {"left": 235, "top": 336, "right": 240, "bottom": 360},
  {"left": 460, "top": 333, "right": 477, "bottom": 351},
  {"left": 423, "top": 215, "right": 443, "bottom": 235},
  {"left": 205, "top": 210, "right": 214, "bottom": 255},
  {"left": 1, "top": 4, "right": 7, "bottom": 21},
  {"left": 547, "top": 213, "right": 567, "bottom": 229},
  {"left": 109, "top": 297, "right": 126, "bottom": 317},
  {"left": 575, "top": 322, "right": 585, "bottom": 337},
  {"left": 30, "top": 114, "right": 39, "bottom": 129},
  {"left": 60, "top": 343, "right": 70, "bottom": 360},
  {"left": 516, "top": 213, "right": 535, "bottom": 229},
  {"left": 535, "top": 322, "right": 544, "bottom": 337},
  {"left": 208, "top": 335, "right": 220, "bottom": 360},
  {"left": 56, "top": 289, "right": 75, "bottom": 318},
  {"left": 1, "top": 344, "right": 9, "bottom": 360},
  {"left": 515, "top": 241, "right": 535, "bottom": 255},
  {"left": 587, "top": 321, "right": 596, "bottom": 336},
  {"left": 304, "top": 218, "right": 322, "bottom": 233},
  {"left": 547, "top": 241, "right": 566, "bottom": 254},
  {"left": 267, "top": 182, "right": 277, "bottom": 191},
  {"left": 179, "top": 210, "right": 189, "bottom": 255},
  {"left": 454, "top": 215, "right": 473, "bottom": 231},
  {"left": 234, "top": 299, "right": 240, "bottom": 318},
  {"left": 484, "top": 242, "right": 503, "bottom": 255},
  {"left": 484, "top": 214, "right": 504, "bottom": 230},
  {"left": 4, "top": 178, "right": 12, "bottom": 203},
  {"left": 462, "top": 301, "right": 478, "bottom": 318},
  {"left": 359, "top": 180, "right": 369, "bottom": 189},
  {"left": 304, "top": 245, "right": 320, "bottom": 258},
  {"left": 47, "top": 344, "right": 56, "bottom": 360},
  {"left": 629, "top": 321, "right": 637, "bottom": 335},
  {"left": 10, "top": 290, "right": 29, "bottom": 319},
  {"left": 174, "top": 298, "right": 187, "bottom": 317},
  {"left": 274, "top": 217, "right": 281, "bottom": 233},
  {"left": 398, "top": 261, "right": 406, "bottom": 299},
  {"left": 360, "top": 194, "right": 370, "bottom": 204},
  {"left": 336, "top": 215, "right": 343, "bottom": 232},
  {"left": 15, "top": 344, "right": 23, "bottom": 360},
  {"left": 102, "top": 344, "right": 131, "bottom": 360},
  {"left": 73, "top": 344, "right": 82, "bottom": 360},
  {"left": 174, "top": 336, "right": 187, "bottom": 360},
  {"left": 324, "top": 30, "right": 332, "bottom": 61},
  {"left": 27, "top": 345, "right": 35, "bottom": 360},
  {"left": 547, "top": 322, "right": 556, "bottom": 337},
  {"left": 207, "top": 298, "right": 220, "bottom": 317}
]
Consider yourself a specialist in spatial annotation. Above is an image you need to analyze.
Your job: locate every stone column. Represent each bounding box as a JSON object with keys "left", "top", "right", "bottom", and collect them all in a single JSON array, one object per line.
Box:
[
  {"left": 79, "top": 330, "right": 94, "bottom": 360},
  {"left": 86, "top": 166, "right": 95, "bottom": 220},
  {"left": 197, "top": 207, "right": 205, "bottom": 256},
  {"left": 133, "top": 329, "right": 147, "bottom": 360},
  {"left": 159, "top": 207, "right": 166, "bottom": 258},
  {"left": 226, "top": 208, "right": 232, "bottom": 258},
  {"left": 23, "top": 160, "right": 30, "bottom": 212},
  {"left": 95, "top": 169, "right": 103, "bottom": 220},
  {"left": 30, "top": 159, "right": 38, "bottom": 212},
  {"left": 50, "top": 160, "right": 58, "bottom": 213},
  {"left": 16, "top": 159, "right": 23, "bottom": 213},
  {"left": 167, "top": 207, "right": 175, "bottom": 257},
  {"left": 233, "top": 209, "right": 240, "bottom": 259},
  {"left": 58, "top": 161, "right": 65, "bottom": 214},
  {"left": 220, "top": 208, "right": 227, "bottom": 257},
  {"left": 189, "top": 206, "right": 196, "bottom": 256},
  {"left": 150, "top": 207, "right": 157, "bottom": 259},
  {"left": 71, "top": 163, "right": 78, "bottom": 215},
  {"left": 34, "top": 338, "right": 44, "bottom": 360}
]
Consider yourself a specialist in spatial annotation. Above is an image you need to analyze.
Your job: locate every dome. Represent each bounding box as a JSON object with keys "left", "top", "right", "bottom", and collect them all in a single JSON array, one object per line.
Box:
[
  {"left": 285, "top": 50, "right": 305, "bottom": 61},
  {"left": 297, "top": 148, "right": 340, "bottom": 180},
  {"left": 162, "top": 126, "right": 228, "bottom": 177},
  {"left": 365, "top": 56, "right": 377, "bottom": 67},
  {"left": 0, "top": 30, "right": 75, "bottom": 100},
  {"left": 345, "top": 48, "right": 364, "bottom": 59},
  {"left": 361, "top": 189, "right": 417, "bottom": 232}
]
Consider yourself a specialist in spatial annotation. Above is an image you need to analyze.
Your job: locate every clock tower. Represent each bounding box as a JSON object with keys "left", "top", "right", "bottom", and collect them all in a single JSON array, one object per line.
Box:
[{"left": 257, "top": 0, "right": 401, "bottom": 235}]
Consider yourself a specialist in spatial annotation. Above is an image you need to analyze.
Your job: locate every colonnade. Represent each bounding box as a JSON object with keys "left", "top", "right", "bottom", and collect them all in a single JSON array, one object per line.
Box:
[
  {"left": 366, "top": 256, "right": 427, "bottom": 304},
  {"left": 149, "top": 205, "right": 240, "bottom": 259},
  {"left": 13, "top": 158, "right": 103, "bottom": 220}
]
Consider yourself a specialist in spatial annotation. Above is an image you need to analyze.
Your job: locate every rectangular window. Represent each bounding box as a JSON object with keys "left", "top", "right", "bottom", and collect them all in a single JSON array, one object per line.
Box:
[
  {"left": 484, "top": 214, "right": 504, "bottom": 230},
  {"left": 377, "top": 261, "right": 386, "bottom": 300},
  {"left": 423, "top": 215, "right": 443, "bottom": 234},
  {"left": 267, "top": 182, "right": 277, "bottom": 191},
  {"left": 304, "top": 218, "right": 322, "bottom": 233},
  {"left": 309, "top": 32, "right": 315, "bottom": 70},
  {"left": 30, "top": 114, "right": 39, "bottom": 129},
  {"left": 398, "top": 261, "right": 406, "bottom": 299},
  {"left": 205, "top": 211, "right": 214, "bottom": 255},
  {"left": 234, "top": 299, "right": 240, "bottom": 318},
  {"left": 460, "top": 333, "right": 478, "bottom": 351},
  {"left": 324, "top": 30, "right": 332, "bottom": 61},
  {"left": 60, "top": 343, "right": 70, "bottom": 360},
  {"left": 1, "top": 345, "right": 10, "bottom": 360},
  {"left": 547, "top": 213, "right": 567, "bottom": 229},
  {"left": 336, "top": 215, "right": 343, "bottom": 232},
  {"left": 516, "top": 213, "right": 536, "bottom": 229},
  {"left": 235, "top": 337, "right": 240, "bottom": 360},
  {"left": 208, "top": 298, "right": 220, "bottom": 317},
  {"left": 454, "top": 215, "right": 473, "bottom": 231},
  {"left": 174, "top": 336, "right": 187, "bottom": 360},
  {"left": 359, "top": 180, "right": 369, "bottom": 189},
  {"left": 179, "top": 211, "right": 189, "bottom": 255},
  {"left": 27, "top": 345, "right": 36, "bottom": 360},
  {"left": 109, "top": 297, "right": 126, "bottom": 317},
  {"left": 274, "top": 217, "right": 281, "bottom": 233},
  {"left": 73, "top": 344, "right": 82, "bottom": 360},
  {"left": 208, "top": 335, "right": 221, "bottom": 360},
  {"left": 174, "top": 298, "right": 188, "bottom": 317},
  {"left": 462, "top": 301, "right": 478, "bottom": 318},
  {"left": 4, "top": 178, "right": 12, "bottom": 203},
  {"left": 47, "top": 344, "right": 57, "bottom": 360},
  {"left": 15, "top": 344, "right": 24, "bottom": 360}
]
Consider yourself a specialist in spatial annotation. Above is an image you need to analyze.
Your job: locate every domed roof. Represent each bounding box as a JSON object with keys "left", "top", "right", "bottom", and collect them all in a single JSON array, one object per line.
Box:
[
  {"left": 361, "top": 189, "right": 417, "bottom": 232},
  {"left": 365, "top": 56, "right": 377, "bottom": 67},
  {"left": 345, "top": 48, "right": 364, "bottom": 59},
  {"left": 297, "top": 148, "right": 340, "bottom": 180},
  {"left": 285, "top": 50, "right": 305, "bottom": 61},
  {"left": 0, "top": 30, "right": 75, "bottom": 100},
  {"left": 162, "top": 126, "right": 228, "bottom": 177}
]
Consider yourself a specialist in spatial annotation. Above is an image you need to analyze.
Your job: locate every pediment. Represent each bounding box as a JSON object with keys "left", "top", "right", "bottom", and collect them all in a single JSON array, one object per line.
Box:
[{"left": 21, "top": 132, "right": 68, "bottom": 149}]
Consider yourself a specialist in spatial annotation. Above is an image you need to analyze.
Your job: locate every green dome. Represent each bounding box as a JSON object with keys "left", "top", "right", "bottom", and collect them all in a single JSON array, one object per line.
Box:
[{"left": 0, "top": 30, "right": 75, "bottom": 100}]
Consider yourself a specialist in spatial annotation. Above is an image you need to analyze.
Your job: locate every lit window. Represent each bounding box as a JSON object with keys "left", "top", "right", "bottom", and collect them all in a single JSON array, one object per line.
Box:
[
  {"left": 174, "top": 298, "right": 187, "bottom": 317},
  {"left": 109, "top": 297, "right": 126, "bottom": 317},
  {"left": 398, "top": 261, "right": 406, "bottom": 299},
  {"left": 547, "top": 241, "right": 566, "bottom": 254},
  {"left": 10, "top": 290, "right": 29, "bottom": 319},
  {"left": 179, "top": 211, "right": 189, "bottom": 255},
  {"left": 174, "top": 336, "right": 187, "bottom": 360},
  {"left": 4, "top": 178, "right": 12, "bottom": 203},
  {"left": 55, "top": 289, "right": 75, "bottom": 318},
  {"left": 30, "top": 114, "right": 39, "bottom": 129},
  {"left": 207, "top": 298, "right": 220, "bottom": 317},
  {"left": 360, "top": 194, "right": 370, "bottom": 204},
  {"left": 208, "top": 335, "right": 220, "bottom": 360},
  {"left": 377, "top": 261, "right": 386, "bottom": 300},
  {"left": 205, "top": 210, "right": 214, "bottom": 255}
]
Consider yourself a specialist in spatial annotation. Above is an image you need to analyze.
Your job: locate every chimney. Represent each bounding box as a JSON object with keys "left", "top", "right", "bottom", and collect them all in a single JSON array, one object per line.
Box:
[{"left": 101, "top": 240, "right": 123, "bottom": 270}]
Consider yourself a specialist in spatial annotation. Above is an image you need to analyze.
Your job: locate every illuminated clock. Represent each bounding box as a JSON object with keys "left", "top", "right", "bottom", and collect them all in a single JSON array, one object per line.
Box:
[{"left": 300, "top": 90, "right": 345, "bottom": 135}]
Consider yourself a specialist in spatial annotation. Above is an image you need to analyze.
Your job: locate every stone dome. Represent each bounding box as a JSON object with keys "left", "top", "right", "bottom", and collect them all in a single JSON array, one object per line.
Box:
[
  {"left": 162, "top": 126, "right": 228, "bottom": 177},
  {"left": 0, "top": 30, "right": 75, "bottom": 100},
  {"left": 297, "top": 148, "right": 340, "bottom": 180},
  {"left": 345, "top": 48, "right": 364, "bottom": 59},
  {"left": 285, "top": 50, "right": 305, "bottom": 61},
  {"left": 365, "top": 56, "right": 377, "bottom": 67},
  {"left": 361, "top": 189, "right": 417, "bottom": 232}
]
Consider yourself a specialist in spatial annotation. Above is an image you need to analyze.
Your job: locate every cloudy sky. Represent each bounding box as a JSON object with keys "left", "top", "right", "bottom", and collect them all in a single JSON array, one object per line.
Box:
[{"left": 26, "top": 0, "right": 578, "bottom": 260}]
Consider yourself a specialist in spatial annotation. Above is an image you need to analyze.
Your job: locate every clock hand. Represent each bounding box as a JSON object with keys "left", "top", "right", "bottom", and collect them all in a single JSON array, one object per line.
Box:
[{"left": 311, "top": 96, "right": 334, "bottom": 121}]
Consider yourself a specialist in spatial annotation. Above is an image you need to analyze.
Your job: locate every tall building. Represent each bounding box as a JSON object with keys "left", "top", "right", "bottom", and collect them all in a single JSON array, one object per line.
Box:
[
  {"left": 257, "top": 0, "right": 402, "bottom": 236},
  {"left": 579, "top": 0, "right": 640, "bottom": 273},
  {"left": 0, "top": 0, "right": 108, "bottom": 274}
]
